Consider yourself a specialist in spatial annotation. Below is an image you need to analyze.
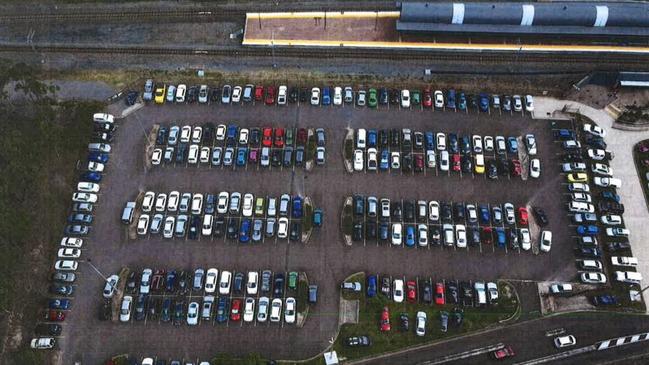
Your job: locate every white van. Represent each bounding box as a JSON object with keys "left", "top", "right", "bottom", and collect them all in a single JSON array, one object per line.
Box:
[
  {"left": 93, "top": 113, "right": 114, "bottom": 124},
  {"left": 474, "top": 282, "right": 487, "bottom": 305},
  {"left": 356, "top": 129, "right": 367, "bottom": 149},
  {"left": 615, "top": 271, "right": 642, "bottom": 284}
]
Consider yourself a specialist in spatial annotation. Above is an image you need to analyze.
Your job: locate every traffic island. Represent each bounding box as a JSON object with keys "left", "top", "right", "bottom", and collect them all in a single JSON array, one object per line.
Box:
[
  {"left": 305, "top": 128, "right": 316, "bottom": 172},
  {"left": 302, "top": 197, "right": 315, "bottom": 243},
  {"left": 341, "top": 197, "right": 353, "bottom": 246},
  {"left": 343, "top": 128, "right": 354, "bottom": 173},
  {"left": 144, "top": 123, "right": 158, "bottom": 171},
  {"left": 296, "top": 272, "right": 311, "bottom": 328}
]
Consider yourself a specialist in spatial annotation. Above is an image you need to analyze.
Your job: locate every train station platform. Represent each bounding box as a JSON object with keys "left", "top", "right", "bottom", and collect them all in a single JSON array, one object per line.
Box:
[{"left": 242, "top": 11, "right": 649, "bottom": 55}]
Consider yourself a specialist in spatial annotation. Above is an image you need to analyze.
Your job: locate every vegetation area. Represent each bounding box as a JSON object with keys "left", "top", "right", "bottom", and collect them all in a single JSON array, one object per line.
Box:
[
  {"left": 331, "top": 273, "right": 518, "bottom": 362},
  {"left": 341, "top": 200, "right": 353, "bottom": 236},
  {"left": 617, "top": 104, "right": 649, "bottom": 125},
  {"left": 0, "top": 59, "right": 102, "bottom": 364}
]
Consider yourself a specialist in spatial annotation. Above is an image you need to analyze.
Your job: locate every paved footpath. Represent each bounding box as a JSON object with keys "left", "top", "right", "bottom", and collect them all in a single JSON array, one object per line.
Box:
[{"left": 533, "top": 97, "right": 649, "bottom": 308}]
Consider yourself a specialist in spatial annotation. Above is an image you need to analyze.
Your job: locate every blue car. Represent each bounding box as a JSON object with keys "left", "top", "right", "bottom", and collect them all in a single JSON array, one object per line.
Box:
[
  {"left": 236, "top": 148, "right": 248, "bottom": 166},
  {"left": 292, "top": 196, "right": 303, "bottom": 218},
  {"left": 312, "top": 208, "right": 323, "bottom": 227},
  {"left": 88, "top": 152, "right": 109, "bottom": 163},
  {"left": 322, "top": 87, "right": 331, "bottom": 105},
  {"left": 447, "top": 89, "right": 456, "bottom": 109},
  {"left": 380, "top": 150, "right": 389, "bottom": 170},
  {"left": 216, "top": 296, "right": 229, "bottom": 323},
  {"left": 458, "top": 92, "right": 467, "bottom": 111},
  {"left": 448, "top": 133, "right": 459, "bottom": 154},
  {"left": 495, "top": 228, "right": 506, "bottom": 248},
  {"left": 405, "top": 225, "right": 415, "bottom": 247},
  {"left": 554, "top": 129, "right": 576, "bottom": 140},
  {"left": 239, "top": 219, "right": 251, "bottom": 243},
  {"left": 507, "top": 137, "right": 518, "bottom": 153},
  {"left": 49, "top": 299, "right": 71, "bottom": 310},
  {"left": 367, "top": 275, "right": 377, "bottom": 297},
  {"left": 593, "top": 295, "right": 619, "bottom": 306},
  {"left": 479, "top": 93, "right": 489, "bottom": 112},
  {"left": 166, "top": 270, "right": 176, "bottom": 291},
  {"left": 226, "top": 125, "right": 238, "bottom": 145},
  {"left": 379, "top": 222, "right": 389, "bottom": 241},
  {"left": 80, "top": 171, "right": 102, "bottom": 183},
  {"left": 577, "top": 225, "right": 599, "bottom": 236},
  {"left": 425, "top": 132, "right": 435, "bottom": 150},
  {"left": 601, "top": 191, "right": 620, "bottom": 202},
  {"left": 367, "top": 129, "right": 377, "bottom": 148},
  {"left": 161, "top": 298, "right": 171, "bottom": 322},
  {"left": 479, "top": 205, "right": 490, "bottom": 224}
]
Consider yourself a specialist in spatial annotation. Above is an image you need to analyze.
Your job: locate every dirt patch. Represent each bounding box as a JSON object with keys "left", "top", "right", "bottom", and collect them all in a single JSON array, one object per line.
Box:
[{"left": 339, "top": 298, "right": 359, "bottom": 326}]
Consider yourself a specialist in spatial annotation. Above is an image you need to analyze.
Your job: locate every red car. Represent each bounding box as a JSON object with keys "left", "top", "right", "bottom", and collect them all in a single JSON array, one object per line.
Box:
[
  {"left": 274, "top": 128, "right": 285, "bottom": 148},
  {"left": 406, "top": 281, "right": 417, "bottom": 303},
  {"left": 422, "top": 88, "right": 432, "bottom": 108},
  {"left": 452, "top": 154, "right": 461, "bottom": 172},
  {"left": 262, "top": 128, "right": 273, "bottom": 147},
  {"left": 482, "top": 227, "right": 493, "bottom": 244},
  {"left": 230, "top": 299, "right": 241, "bottom": 321},
  {"left": 297, "top": 128, "right": 308, "bottom": 146},
  {"left": 510, "top": 159, "right": 521, "bottom": 177},
  {"left": 254, "top": 85, "right": 264, "bottom": 101},
  {"left": 435, "top": 282, "right": 445, "bottom": 305},
  {"left": 518, "top": 207, "right": 529, "bottom": 226},
  {"left": 414, "top": 154, "right": 424, "bottom": 172},
  {"left": 265, "top": 86, "right": 276, "bottom": 105},
  {"left": 380, "top": 306, "right": 391, "bottom": 332},
  {"left": 492, "top": 345, "right": 515, "bottom": 360},
  {"left": 47, "top": 310, "right": 65, "bottom": 322}
]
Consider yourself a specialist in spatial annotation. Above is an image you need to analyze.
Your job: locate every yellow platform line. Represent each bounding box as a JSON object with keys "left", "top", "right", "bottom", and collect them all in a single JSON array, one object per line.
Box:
[
  {"left": 246, "top": 11, "right": 400, "bottom": 19},
  {"left": 242, "top": 38, "right": 649, "bottom": 54}
]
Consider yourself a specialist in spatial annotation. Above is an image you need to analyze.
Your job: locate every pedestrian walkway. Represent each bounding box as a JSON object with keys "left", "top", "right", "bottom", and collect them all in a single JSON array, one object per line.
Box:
[{"left": 533, "top": 97, "right": 649, "bottom": 310}]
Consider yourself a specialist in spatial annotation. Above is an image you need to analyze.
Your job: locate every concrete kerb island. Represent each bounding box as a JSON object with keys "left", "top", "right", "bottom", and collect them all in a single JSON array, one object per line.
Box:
[{"left": 533, "top": 96, "right": 649, "bottom": 310}]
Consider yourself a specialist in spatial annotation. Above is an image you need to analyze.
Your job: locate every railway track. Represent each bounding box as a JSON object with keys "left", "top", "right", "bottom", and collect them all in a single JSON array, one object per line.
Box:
[{"left": 1, "top": 43, "right": 648, "bottom": 68}]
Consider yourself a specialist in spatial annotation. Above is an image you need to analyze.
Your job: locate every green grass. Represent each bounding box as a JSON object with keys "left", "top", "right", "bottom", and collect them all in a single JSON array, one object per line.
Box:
[
  {"left": 297, "top": 278, "right": 309, "bottom": 314},
  {"left": 306, "top": 132, "right": 317, "bottom": 162},
  {"left": 334, "top": 273, "right": 518, "bottom": 361},
  {"left": 344, "top": 139, "right": 353, "bottom": 161},
  {"left": 342, "top": 200, "right": 353, "bottom": 236},
  {"left": 302, "top": 200, "right": 314, "bottom": 235}
]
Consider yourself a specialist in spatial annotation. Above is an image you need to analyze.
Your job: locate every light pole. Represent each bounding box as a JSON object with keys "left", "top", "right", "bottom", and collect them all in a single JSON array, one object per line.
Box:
[{"left": 84, "top": 258, "right": 119, "bottom": 295}]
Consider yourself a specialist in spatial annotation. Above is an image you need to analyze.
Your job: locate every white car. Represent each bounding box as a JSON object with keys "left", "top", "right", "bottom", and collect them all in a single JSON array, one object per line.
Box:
[
  {"left": 239, "top": 128, "right": 249, "bottom": 145},
  {"left": 191, "top": 193, "right": 204, "bottom": 215},
  {"left": 151, "top": 148, "right": 162, "bottom": 165},
  {"left": 472, "top": 135, "right": 483, "bottom": 154},
  {"left": 216, "top": 192, "right": 229, "bottom": 214},
  {"left": 119, "top": 295, "right": 133, "bottom": 322},
  {"left": 401, "top": 89, "right": 411, "bottom": 108},
  {"left": 436, "top": 132, "right": 446, "bottom": 150},
  {"left": 391, "top": 223, "right": 402, "bottom": 245},
  {"left": 140, "top": 268, "right": 152, "bottom": 294},
  {"left": 167, "top": 191, "right": 180, "bottom": 212},
  {"left": 242, "top": 193, "right": 254, "bottom": 217},
  {"left": 103, "top": 275, "right": 119, "bottom": 299},
  {"left": 434, "top": 90, "right": 444, "bottom": 108},
  {"left": 611, "top": 256, "right": 638, "bottom": 267},
  {"left": 93, "top": 113, "right": 114, "bottom": 124},
  {"left": 137, "top": 215, "right": 150, "bottom": 235},
  {"left": 418, "top": 224, "right": 428, "bottom": 247},
  {"left": 205, "top": 268, "right": 218, "bottom": 293},
  {"left": 191, "top": 126, "right": 203, "bottom": 143},
  {"left": 426, "top": 150, "right": 436, "bottom": 168},
  {"left": 513, "top": 95, "right": 523, "bottom": 112},
  {"left": 525, "top": 95, "right": 534, "bottom": 111},
  {"left": 310, "top": 87, "right": 320, "bottom": 105},
  {"left": 601, "top": 215, "right": 622, "bottom": 225},
  {"left": 175, "top": 84, "right": 187, "bottom": 102},
  {"left": 216, "top": 124, "right": 227, "bottom": 140},
  {"left": 201, "top": 215, "right": 213, "bottom": 236},
  {"left": 428, "top": 201, "right": 440, "bottom": 222},
  {"left": 353, "top": 149, "right": 364, "bottom": 171},
  {"left": 247, "top": 271, "right": 259, "bottom": 295},
  {"left": 587, "top": 149, "right": 607, "bottom": 160},
  {"left": 606, "top": 227, "right": 629, "bottom": 237},
  {"left": 30, "top": 337, "right": 56, "bottom": 350},
  {"left": 539, "top": 231, "right": 552, "bottom": 252},
  {"left": 568, "top": 183, "right": 590, "bottom": 193},
  {"left": 180, "top": 125, "right": 191, "bottom": 143},
  {"left": 581, "top": 272, "right": 607, "bottom": 284},
  {"left": 163, "top": 216, "right": 175, "bottom": 238},
  {"left": 591, "top": 163, "right": 613, "bottom": 176},
  {"left": 141, "top": 191, "right": 155, "bottom": 212},
  {"left": 77, "top": 182, "right": 100, "bottom": 193},
  {"left": 594, "top": 177, "right": 622, "bottom": 188},
  {"left": 439, "top": 151, "right": 450, "bottom": 171},
  {"left": 198, "top": 85, "right": 209, "bottom": 103},
  {"left": 525, "top": 134, "right": 537, "bottom": 155},
  {"left": 54, "top": 260, "right": 78, "bottom": 271},
  {"left": 187, "top": 144, "right": 199, "bottom": 164},
  {"left": 270, "top": 298, "right": 283, "bottom": 322},
  {"left": 72, "top": 193, "right": 97, "bottom": 204},
  {"left": 276, "top": 85, "right": 287, "bottom": 105},
  {"left": 57, "top": 248, "right": 81, "bottom": 259},
  {"left": 243, "top": 298, "right": 256, "bottom": 322},
  {"left": 257, "top": 297, "right": 270, "bottom": 322},
  {"left": 416, "top": 311, "right": 427, "bottom": 336},
  {"left": 530, "top": 159, "right": 541, "bottom": 178},
  {"left": 199, "top": 147, "right": 210, "bottom": 164},
  {"left": 284, "top": 297, "right": 296, "bottom": 324},
  {"left": 487, "top": 282, "right": 499, "bottom": 302},
  {"left": 155, "top": 193, "right": 167, "bottom": 212},
  {"left": 232, "top": 86, "right": 243, "bottom": 103},
  {"left": 187, "top": 302, "right": 199, "bottom": 325},
  {"left": 367, "top": 148, "right": 378, "bottom": 171},
  {"left": 219, "top": 271, "right": 232, "bottom": 295},
  {"left": 520, "top": 228, "right": 531, "bottom": 250},
  {"left": 554, "top": 335, "right": 576, "bottom": 349},
  {"left": 583, "top": 123, "right": 605, "bottom": 138},
  {"left": 484, "top": 136, "right": 494, "bottom": 152},
  {"left": 568, "top": 202, "right": 595, "bottom": 213},
  {"left": 333, "top": 86, "right": 343, "bottom": 105},
  {"left": 60, "top": 237, "right": 83, "bottom": 248},
  {"left": 278, "top": 217, "right": 289, "bottom": 238},
  {"left": 390, "top": 152, "right": 400, "bottom": 169},
  {"left": 229, "top": 192, "right": 242, "bottom": 214},
  {"left": 393, "top": 279, "right": 404, "bottom": 303},
  {"left": 455, "top": 224, "right": 467, "bottom": 248}
]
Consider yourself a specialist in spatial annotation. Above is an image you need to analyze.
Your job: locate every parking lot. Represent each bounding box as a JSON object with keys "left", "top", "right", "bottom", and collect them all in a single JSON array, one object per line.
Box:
[{"left": 60, "top": 98, "right": 578, "bottom": 364}]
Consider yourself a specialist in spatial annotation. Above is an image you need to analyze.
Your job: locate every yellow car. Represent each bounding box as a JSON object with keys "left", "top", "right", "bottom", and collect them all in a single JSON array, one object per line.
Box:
[
  {"left": 154, "top": 85, "right": 166, "bottom": 104},
  {"left": 474, "top": 154, "right": 485, "bottom": 174},
  {"left": 567, "top": 173, "right": 588, "bottom": 183}
]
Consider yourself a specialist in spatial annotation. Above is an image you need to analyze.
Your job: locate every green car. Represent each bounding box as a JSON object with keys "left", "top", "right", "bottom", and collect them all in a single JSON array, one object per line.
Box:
[
  {"left": 285, "top": 128, "right": 294, "bottom": 147},
  {"left": 368, "top": 88, "right": 378, "bottom": 108},
  {"left": 412, "top": 90, "right": 421, "bottom": 105},
  {"left": 288, "top": 271, "right": 298, "bottom": 290}
]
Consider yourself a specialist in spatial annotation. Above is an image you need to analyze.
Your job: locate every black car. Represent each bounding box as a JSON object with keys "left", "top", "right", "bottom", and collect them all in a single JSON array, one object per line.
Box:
[
  {"left": 295, "top": 146, "right": 305, "bottom": 166},
  {"left": 430, "top": 226, "right": 441, "bottom": 245},
  {"left": 210, "top": 87, "right": 220, "bottom": 102},
  {"left": 606, "top": 241, "right": 631, "bottom": 252},
  {"left": 161, "top": 298, "right": 171, "bottom": 322},
  {"left": 366, "top": 221, "right": 377, "bottom": 240},
  {"left": 290, "top": 221, "right": 301, "bottom": 241},
  {"left": 202, "top": 124, "right": 214, "bottom": 145},
  {"left": 227, "top": 217, "right": 239, "bottom": 239},
  {"left": 598, "top": 201, "right": 624, "bottom": 214},
  {"left": 271, "top": 149, "right": 282, "bottom": 167},
  {"left": 460, "top": 281, "right": 473, "bottom": 305},
  {"left": 125, "top": 90, "right": 139, "bottom": 106},
  {"left": 50, "top": 284, "right": 74, "bottom": 296},
  {"left": 36, "top": 323, "right": 63, "bottom": 336},
  {"left": 353, "top": 221, "right": 364, "bottom": 242},
  {"left": 126, "top": 272, "right": 138, "bottom": 293},
  {"left": 347, "top": 335, "right": 372, "bottom": 347},
  {"left": 421, "top": 281, "right": 433, "bottom": 303},
  {"left": 175, "top": 143, "right": 187, "bottom": 163},
  {"left": 399, "top": 313, "right": 409, "bottom": 331},
  {"left": 585, "top": 134, "right": 607, "bottom": 149},
  {"left": 574, "top": 247, "right": 602, "bottom": 258},
  {"left": 213, "top": 215, "right": 225, "bottom": 237},
  {"left": 354, "top": 195, "right": 365, "bottom": 216},
  {"left": 563, "top": 153, "right": 584, "bottom": 162},
  {"left": 381, "top": 277, "right": 391, "bottom": 297},
  {"left": 487, "top": 160, "right": 498, "bottom": 179},
  {"left": 532, "top": 206, "right": 549, "bottom": 226},
  {"left": 389, "top": 89, "right": 400, "bottom": 105},
  {"left": 379, "top": 222, "right": 389, "bottom": 241},
  {"left": 414, "top": 132, "right": 424, "bottom": 150},
  {"left": 379, "top": 88, "right": 389, "bottom": 105},
  {"left": 497, "top": 159, "right": 509, "bottom": 176},
  {"left": 92, "top": 132, "right": 114, "bottom": 143},
  {"left": 454, "top": 203, "right": 465, "bottom": 221},
  {"left": 470, "top": 227, "right": 481, "bottom": 246},
  {"left": 379, "top": 129, "right": 388, "bottom": 147},
  {"left": 441, "top": 202, "right": 453, "bottom": 222},
  {"left": 289, "top": 87, "right": 299, "bottom": 103},
  {"left": 135, "top": 295, "right": 147, "bottom": 321},
  {"left": 156, "top": 127, "right": 168, "bottom": 145},
  {"left": 446, "top": 282, "right": 459, "bottom": 304},
  {"left": 460, "top": 136, "right": 471, "bottom": 155},
  {"left": 177, "top": 271, "right": 188, "bottom": 294},
  {"left": 404, "top": 200, "right": 415, "bottom": 222},
  {"left": 461, "top": 156, "right": 472, "bottom": 173},
  {"left": 173, "top": 301, "right": 184, "bottom": 325},
  {"left": 448, "top": 133, "right": 459, "bottom": 154},
  {"left": 390, "top": 129, "right": 400, "bottom": 148},
  {"left": 188, "top": 215, "right": 200, "bottom": 239},
  {"left": 402, "top": 153, "right": 412, "bottom": 172},
  {"left": 299, "top": 88, "right": 309, "bottom": 103},
  {"left": 508, "top": 229, "right": 519, "bottom": 249},
  {"left": 250, "top": 128, "right": 261, "bottom": 146},
  {"left": 273, "top": 274, "right": 285, "bottom": 298},
  {"left": 391, "top": 201, "right": 403, "bottom": 221},
  {"left": 187, "top": 86, "right": 198, "bottom": 103}
]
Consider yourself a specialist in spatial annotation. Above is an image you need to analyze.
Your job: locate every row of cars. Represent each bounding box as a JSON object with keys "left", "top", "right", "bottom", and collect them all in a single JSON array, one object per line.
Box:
[
  {"left": 558, "top": 124, "right": 642, "bottom": 287},
  {"left": 349, "top": 195, "right": 551, "bottom": 251},
  {"left": 126, "top": 191, "right": 321, "bottom": 242},
  {"left": 143, "top": 79, "right": 534, "bottom": 113},
  {"left": 151, "top": 124, "right": 327, "bottom": 168},
  {"left": 117, "top": 268, "right": 314, "bottom": 326},
  {"left": 350, "top": 128, "right": 540, "bottom": 179},
  {"left": 31, "top": 113, "right": 116, "bottom": 350}
]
